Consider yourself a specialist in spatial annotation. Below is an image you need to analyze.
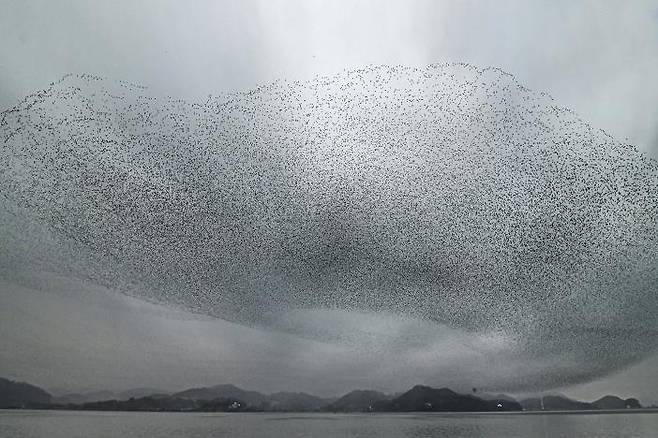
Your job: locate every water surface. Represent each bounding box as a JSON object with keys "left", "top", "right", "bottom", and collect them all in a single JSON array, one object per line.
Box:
[{"left": 2, "top": 410, "right": 657, "bottom": 438}]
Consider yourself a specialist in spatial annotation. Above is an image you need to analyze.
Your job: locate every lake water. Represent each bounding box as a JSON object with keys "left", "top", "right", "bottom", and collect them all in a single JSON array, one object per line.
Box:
[{"left": 2, "top": 410, "right": 657, "bottom": 438}]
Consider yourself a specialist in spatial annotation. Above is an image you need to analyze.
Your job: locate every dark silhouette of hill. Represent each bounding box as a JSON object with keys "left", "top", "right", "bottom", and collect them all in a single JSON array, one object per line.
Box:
[
  {"left": 592, "top": 395, "right": 642, "bottom": 410},
  {"left": 477, "top": 392, "right": 518, "bottom": 403},
  {"left": 53, "top": 390, "right": 117, "bottom": 405},
  {"left": 324, "top": 390, "right": 390, "bottom": 412},
  {"left": 52, "top": 388, "right": 168, "bottom": 404},
  {"left": 73, "top": 396, "right": 198, "bottom": 412},
  {"left": 117, "top": 388, "right": 169, "bottom": 400},
  {"left": 173, "top": 384, "right": 268, "bottom": 406},
  {"left": 195, "top": 398, "right": 245, "bottom": 412},
  {"left": 520, "top": 395, "right": 592, "bottom": 411},
  {"left": 173, "top": 384, "right": 332, "bottom": 411},
  {"left": 374, "top": 385, "right": 522, "bottom": 412},
  {"left": 0, "top": 377, "right": 52, "bottom": 408},
  {"left": 266, "top": 391, "right": 332, "bottom": 411},
  {"left": 61, "top": 395, "right": 243, "bottom": 412},
  {"left": 520, "top": 394, "right": 644, "bottom": 411},
  {"left": 0, "top": 377, "right": 648, "bottom": 413}
]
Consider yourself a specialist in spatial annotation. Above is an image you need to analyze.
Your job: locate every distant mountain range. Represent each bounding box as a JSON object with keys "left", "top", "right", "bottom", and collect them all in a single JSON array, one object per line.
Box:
[
  {"left": 0, "top": 377, "right": 647, "bottom": 412},
  {"left": 519, "top": 394, "right": 641, "bottom": 411},
  {"left": 325, "top": 389, "right": 390, "bottom": 412},
  {"left": 50, "top": 388, "right": 169, "bottom": 405},
  {"left": 373, "top": 386, "right": 522, "bottom": 412},
  {"left": 172, "top": 384, "right": 333, "bottom": 411},
  {"left": 592, "top": 395, "right": 642, "bottom": 410}
]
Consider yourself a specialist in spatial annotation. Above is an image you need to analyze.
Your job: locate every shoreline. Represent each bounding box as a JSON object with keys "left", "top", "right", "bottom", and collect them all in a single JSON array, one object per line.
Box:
[{"left": 3, "top": 408, "right": 658, "bottom": 415}]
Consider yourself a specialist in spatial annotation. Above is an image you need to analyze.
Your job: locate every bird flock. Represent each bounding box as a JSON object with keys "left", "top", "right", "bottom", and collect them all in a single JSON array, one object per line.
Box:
[{"left": 1, "top": 63, "right": 657, "bottom": 389}]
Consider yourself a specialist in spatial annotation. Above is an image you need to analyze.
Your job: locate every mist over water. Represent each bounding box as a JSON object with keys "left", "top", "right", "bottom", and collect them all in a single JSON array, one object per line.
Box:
[{"left": 2, "top": 63, "right": 657, "bottom": 392}]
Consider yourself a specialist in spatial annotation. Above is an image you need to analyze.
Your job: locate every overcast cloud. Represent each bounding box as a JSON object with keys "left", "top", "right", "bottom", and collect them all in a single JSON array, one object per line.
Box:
[{"left": 1, "top": 0, "right": 658, "bottom": 403}]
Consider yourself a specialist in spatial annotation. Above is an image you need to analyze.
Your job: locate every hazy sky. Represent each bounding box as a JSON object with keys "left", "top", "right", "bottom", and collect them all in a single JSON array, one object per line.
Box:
[
  {"left": 1, "top": 0, "right": 657, "bottom": 155},
  {"left": 1, "top": 0, "right": 658, "bottom": 403}
]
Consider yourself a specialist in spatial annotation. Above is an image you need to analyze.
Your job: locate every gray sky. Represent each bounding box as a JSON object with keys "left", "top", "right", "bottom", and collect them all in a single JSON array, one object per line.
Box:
[
  {"left": 2, "top": 274, "right": 658, "bottom": 403},
  {"left": 1, "top": 0, "right": 658, "bottom": 403},
  {"left": 1, "top": 0, "right": 657, "bottom": 156}
]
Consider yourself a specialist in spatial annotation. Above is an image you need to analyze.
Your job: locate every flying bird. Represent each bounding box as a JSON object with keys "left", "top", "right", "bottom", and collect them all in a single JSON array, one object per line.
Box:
[{"left": 1, "top": 63, "right": 657, "bottom": 390}]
